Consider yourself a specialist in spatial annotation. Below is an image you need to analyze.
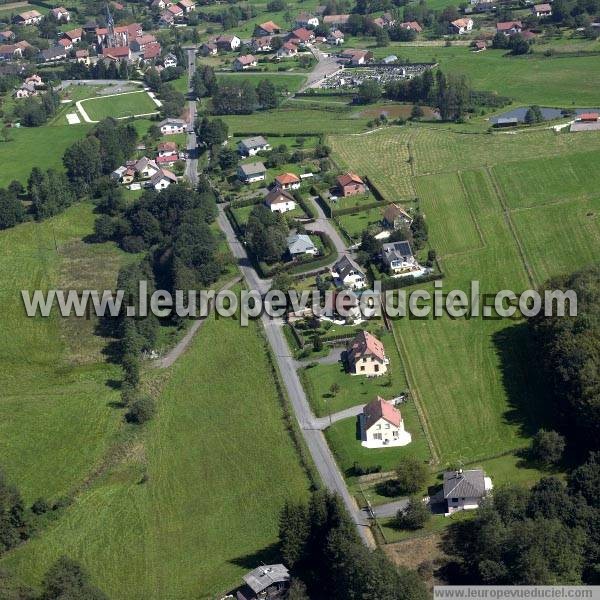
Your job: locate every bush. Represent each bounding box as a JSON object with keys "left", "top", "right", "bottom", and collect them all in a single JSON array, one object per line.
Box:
[
  {"left": 31, "top": 497, "right": 50, "bottom": 515},
  {"left": 531, "top": 429, "right": 565, "bottom": 466},
  {"left": 125, "top": 395, "right": 156, "bottom": 425},
  {"left": 395, "top": 456, "right": 429, "bottom": 494},
  {"left": 396, "top": 496, "right": 430, "bottom": 530}
]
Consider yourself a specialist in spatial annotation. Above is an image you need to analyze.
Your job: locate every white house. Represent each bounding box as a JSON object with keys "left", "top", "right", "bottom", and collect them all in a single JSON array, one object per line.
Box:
[
  {"left": 159, "top": 118, "right": 186, "bottom": 135},
  {"left": 163, "top": 52, "right": 178, "bottom": 68},
  {"left": 157, "top": 141, "right": 178, "bottom": 157},
  {"left": 450, "top": 18, "right": 473, "bottom": 34},
  {"left": 264, "top": 188, "right": 296, "bottom": 213},
  {"left": 331, "top": 255, "right": 366, "bottom": 290},
  {"left": 443, "top": 469, "right": 493, "bottom": 514},
  {"left": 233, "top": 54, "right": 257, "bottom": 71},
  {"left": 274, "top": 172, "right": 301, "bottom": 191},
  {"left": 51, "top": 6, "right": 70, "bottom": 21},
  {"left": 148, "top": 168, "right": 177, "bottom": 190},
  {"left": 238, "top": 136, "right": 270, "bottom": 156},
  {"left": 532, "top": 3, "right": 552, "bottom": 16},
  {"left": 381, "top": 240, "right": 423, "bottom": 277},
  {"left": 238, "top": 162, "right": 266, "bottom": 184},
  {"left": 287, "top": 233, "right": 318, "bottom": 256},
  {"left": 214, "top": 34, "right": 241, "bottom": 51},
  {"left": 327, "top": 29, "right": 345, "bottom": 45},
  {"left": 361, "top": 397, "right": 411, "bottom": 448},
  {"left": 296, "top": 12, "right": 319, "bottom": 28},
  {"left": 134, "top": 157, "right": 160, "bottom": 179}
]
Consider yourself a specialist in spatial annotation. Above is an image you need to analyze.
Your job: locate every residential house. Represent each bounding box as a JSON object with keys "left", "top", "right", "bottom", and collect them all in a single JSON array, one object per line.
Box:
[
  {"left": 102, "top": 46, "right": 131, "bottom": 61},
  {"left": 15, "top": 40, "right": 32, "bottom": 52},
  {"left": 177, "top": 0, "right": 196, "bottom": 12},
  {"left": 157, "top": 141, "right": 178, "bottom": 157},
  {"left": 236, "top": 564, "right": 290, "bottom": 600},
  {"left": 163, "top": 52, "right": 177, "bottom": 67},
  {"left": 532, "top": 3, "right": 552, "bottom": 16},
  {"left": 238, "top": 135, "right": 270, "bottom": 156},
  {"left": 63, "top": 28, "right": 83, "bottom": 43},
  {"left": 251, "top": 36, "right": 272, "bottom": 52},
  {"left": 167, "top": 3, "right": 184, "bottom": 18},
  {"left": 383, "top": 203, "right": 412, "bottom": 230},
  {"left": 149, "top": 168, "right": 177, "bottom": 190},
  {"left": 134, "top": 157, "right": 160, "bottom": 179},
  {"left": 151, "top": 0, "right": 169, "bottom": 9},
  {"left": 449, "top": 18, "right": 473, "bottom": 34},
  {"left": 327, "top": 29, "right": 345, "bottom": 44},
  {"left": 200, "top": 42, "right": 217, "bottom": 55},
  {"left": 214, "top": 34, "right": 241, "bottom": 51},
  {"left": 40, "top": 46, "right": 67, "bottom": 62},
  {"left": 58, "top": 38, "right": 73, "bottom": 51},
  {"left": 277, "top": 42, "right": 298, "bottom": 58},
  {"left": 373, "top": 12, "right": 396, "bottom": 28},
  {"left": 14, "top": 81, "right": 36, "bottom": 98},
  {"left": 238, "top": 162, "right": 266, "bottom": 184},
  {"left": 361, "top": 397, "right": 411, "bottom": 448},
  {"left": 287, "top": 233, "right": 318, "bottom": 257},
  {"left": 14, "top": 10, "right": 43, "bottom": 25},
  {"left": 75, "top": 49, "right": 90, "bottom": 64},
  {"left": 51, "top": 7, "right": 70, "bottom": 21},
  {"left": 473, "top": 39, "right": 487, "bottom": 51},
  {"left": 156, "top": 154, "right": 178, "bottom": 167},
  {"left": 0, "top": 31, "right": 15, "bottom": 42},
  {"left": 264, "top": 188, "right": 296, "bottom": 212},
  {"left": 233, "top": 54, "right": 257, "bottom": 70},
  {"left": 255, "top": 21, "right": 281, "bottom": 36},
  {"left": 289, "top": 27, "right": 314, "bottom": 44},
  {"left": 314, "top": 289, "right": 362, "bottom": 322},
  {"left": 323, "top": 14, "right": 350, "bottom": 28},
  {"left": 296, "top": 12, "right": 319, "bottom": 28},
  {"left": 496, "top": 20, "right": 523, "bottom": 34},
  {"left": 0, "top": 44, "right": 21, "bottom": 60},
  {"left": 381, "top": 240, "right": 421, "bottom": 276},
  {"left": 130, "top": 34, "right": 157, "bottom": 52},
  {"left": 159, "top": 11, "right": 174, "bottom": 27},
  {"left": 337, "top": 172, "right": 366, "bottom": 197},
  {"left": 347, "top": 330, "right": 388, "bottom": 376},
  {"left": 111, "top": 165, "right": 135, "bottom": 184},
  {"left": 399, "top": 21, "right": 423, "bottom": 33},
  {"left": 274, "top": 172, "right": 300, "bottom": 191},
  {"left": 443, "top": 469, "right": 493, "bottom": 514},
  {"left": 338, "top": 48, "right": 372, "bottom": 65},
  {"left": 159, "top": 117, "right": 186, "bottom": 134},
  {"left": 143, "top": 42, "right": 161, "bottom": 61},
  {"left": 25, "top": 74, "right": 43, "bottom": 87},
  {"left": 331, "top": 255, "right": 366, "bottom": 290}
]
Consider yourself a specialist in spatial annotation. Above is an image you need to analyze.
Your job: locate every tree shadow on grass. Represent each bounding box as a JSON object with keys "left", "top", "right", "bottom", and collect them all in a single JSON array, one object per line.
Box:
[{"left": 229, "top": 541, "right": 281, "bottom": 571}]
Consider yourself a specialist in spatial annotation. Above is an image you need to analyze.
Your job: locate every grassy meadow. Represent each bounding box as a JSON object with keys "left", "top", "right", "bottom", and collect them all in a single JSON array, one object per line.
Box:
[{"left": 80, "top": 91, "right": 158, "bottom": 121}]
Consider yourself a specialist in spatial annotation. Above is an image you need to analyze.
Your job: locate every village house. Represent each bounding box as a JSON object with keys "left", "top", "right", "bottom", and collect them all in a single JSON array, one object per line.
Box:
[
  {"left": 111, "top": 165, "right": 135, "bottom": 184},
  {"left": 0, "top": 31, "right": 15, "bottom": 43},
  {"left": 159, "top": 118, "right": 186, "bottom": 135},
  {"left": 264, "top": 188, "right": 296, "bottom": 212},
  {"left": 167, "top": 3, "right": 184, "bottom": 19},
  {"left": 361, "top": 397, "right": 411, "bottom": 448},
  {"left": 143, "top": 43, "right": 162, "bottom": 62},
  {"left": 151, "top": 0, "right": 169, "bottom": 10},
  {"left": 58, "top": 38, "right": 73, "bottom": 51},
  {"left": 102, "top": 46, "right": 131, "bottom": 61},
  {"left": 251, "top": 36, "right": 272, "bottom": 52},
  {"left": 399, "top": 21, "right": 423, "bottom": 33},
  {"left": 383, "top": 203, "right": 412, "bottom": 230},
  {"left": 277, "top": 42, "right": 298, "bottom": 58},
  {"left": 449, "top": 18, "right": 473, "bottom": 34},
  {"left": 14, "top": 81, "right": 36, "bottom": 98},
  {"left": 255, "top": 21, "right": 282, "bottom": 36},
  {"left": 149, "top": 168, "right": 177, "bottom": 190},
  {"left": 236, "top": 564, "right": 290, "bottom": 600},
  {"left": 0, "top": 44, "right": 21, "bottom": 60},
  {"left": 323, "top": 14, "right": 350, "bottom": 28},
  {"left": 296, "top": 12, "right": 319, "bottom": 28},
  {"left": 331, "top": 255, "right": 366, "bottom": 290},
  {"left": 130, "top": 34, "right": 157, "bottom": 53},
  {"left": 214, "top": 34, "right": 241, "bottom": 51},
  {"left": 496, "top": 20, "right": 523, "bottom": 34},
  {"left": 157, "top": 141, "right": 178, "bottom": 157},
  {"left": 156, "top": 153, "right": 178, "bottom": 167},
  {"left": 134, "top": 157, "right": 160, "bottom": 179},
  {"left": 443, "top": 469, "right": 493, "bottom": 514},
  {"left": 200, "top": 42, "right": 217, "bottom": 55},
  {"left": 25, "top": 74, "right": 43, "bottom": 87},
  {"left": 233, "top": 54, "right": 257, "bottom": 70},
  {"left": 338, "top": 48, "right": 372, "bottom": 65},
  {"left": 238, "top": 162, "right": 266, "bottom": 184},
  {"left": 314, "top": 289, "right": 362, "bottom": 322},
  {"left": 14, "top": 10, "right": 43, "bottom": 25},
  {"left": 382, "top": 240, "right": 422, "bottom": 276},
  {"left": 473, "top": 40, "right": 487, "bottom": 51},
  {"left": 532, "top": 3, "right": 552, "bottom": 16},
  {"left": 274, "top": 172, "right": 301, "bottom": 191},
  {"left": 289, "top": 27, "right": 314, "bottom": 44},
  {"left": 287, "top": 233, "right": 318, "bottom": 257},
  {"left": 51, "top": 7, "right": 70, "bottom": 22},
  {"left": 75, "top": 49, "right": 90, "bottom": 64},
  {"left": 337, "top": 172, "right": 366, "bottom": 197},
  {"left": 327, "top": 29, "right": 345, "bottom": 45},
  {"left": 40, "top": 46, "right": 68, "bottom": 62},
  {"left": 159, "top": 11, "right": 174, "bottom": 27},
  {"left": 177, "top": 0, "right": 196, "bottom": 13},
  {"left": 62, "top": 28, "right": 83, "bottom": 44},
  {"left": 347, "top": 330, "right": 389, "bottom": 376},
  {"left": 373, "top": 12, "right": 396, "bottom": 28},
  {"left": 238, "top": 135, "right": 270, "bottom": 156},
  {"left": 163, "top": 52, "right": 177, "bottom": 67}
]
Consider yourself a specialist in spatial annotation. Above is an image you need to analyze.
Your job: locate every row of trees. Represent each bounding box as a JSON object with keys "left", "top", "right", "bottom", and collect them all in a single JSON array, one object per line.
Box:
[
  {"left": 279, "top": 490, "right": 428, "bottom": 599},
  {"left": 13, "top": 90, "right": 60, "bottom": 127}
]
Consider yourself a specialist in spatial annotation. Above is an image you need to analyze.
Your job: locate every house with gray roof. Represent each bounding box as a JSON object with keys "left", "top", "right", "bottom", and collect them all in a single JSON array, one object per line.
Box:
[
  {"left": 238, "top": 135, "right": 270, "bottom": 156},
  {"left": 236, "top": 564, "right": 290, "bottom": 599},
  {"left": 287, "top": 233, "right": 318, "bottom": 257},
  {"left": 237, "top": 161, "right": 266, "bottom": 184},
  {"left": 331, "top": 255, "right": 366, "bottom": 290},
  {"left": 381, "top": 240, "right": 422, "bottom": 277},
  {"left": 443, "top": 469, "right": 492, "bottom": 514}
]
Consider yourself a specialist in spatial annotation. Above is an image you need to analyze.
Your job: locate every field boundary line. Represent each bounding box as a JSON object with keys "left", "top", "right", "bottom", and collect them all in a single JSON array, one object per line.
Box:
[
  {"left": 485, "top": 167, "right": 539, "bottom": 288},
  {"left": 389, "top": 320, "right": 441, "bottom": 465},
  {"left": 457, "top": 170, "right": 487, "bottom": 249}
]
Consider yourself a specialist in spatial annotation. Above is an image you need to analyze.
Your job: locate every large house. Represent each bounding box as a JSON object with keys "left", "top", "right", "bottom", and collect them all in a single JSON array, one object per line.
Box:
[
  {"left": 134, "top": 156, "right": 159, "bottom": 179},
  {"left": 496, "top": 20, "right": 523, "bottom": 34},
  {"left": 289, "top": 27, "right": 314, "bottom": 44},
  {"left": 255, "top": 20, "right": 281, "bottom": 36},
  {"left": 383, "top": 203, "right": 412, "bottom": 230},
  {"left": 236, "top": 564, "right": 290, "bottom": 600},
  {"left": 40, "top": 46, "right": 67, "bottom": 62},
  {"left": 337, "top": 172, "right": 366, "bottom": 197},
  {"left": 214, "top": 34, "right": 241, "bottom": 51},
  {"left": 443, "top": 469, "right": 493, "bottom": 514},
  {"left": 264, "top": 188, "right": 296, "bottom": 213},
  {"left": 296, "top": 12, "right": 319, "bottom": 28},
  {"left": 277, "top": 42, "right": 298, "bottom": 58},
  {"left": 51, "top": 6, "right": 70, "bottom": 21},
  {"left": 149, "top": 168, "right": 177, "bottom": 190},
  {"left": 159, "top": 118, "right": 186, "bottom": 135},
  {"left": 361, "top": 397, "right": 411, "bottom": 448},
  {"left": 327, "top": 29, "right": 345, "bottom": 45},
  {"left": 381, "top": 240, "right": 421, "bottom": 276},
  {"left": 238, "top": 136, "right": 270, "bottom": 156},
  {"left": 347, "top": 330, "right": 388, "bottom": 376},
  {"left": 532, "top": 3, "right": 552, "bottom": 16},
  {"left": 238, "top": 162, "right": 266, "bottom": 184},
  {"left": 338, "top": 48, "right": 372, "bottom": 65},
  {"left": 331, "top": 255, "right": 366, "bottom": 290},
  {"left": 251, "top": 36, "right": 272, "bottom": 52},
  {"left": 14, "top": 10, "right": 42, "bottom": 25},
  {"left": 63, "top": 28, "right": 83, "bottom": 43},
  {"left": 323, "top": 14, "right": 350, "bottom": 28},
  {"left": 287, "top": 233, "right": 318, "bottom": 257},
  {"left": 233, "top": 54, "right": 257, "bottom": 70},
  {"left": 399, "top": 21, "right": 423, "bottom": 33},
  {"left": 274, "top": 172, "right": 301, "bottom": 191},
  {"left": 449, "top": 18, "right": 473, "bottom": 34}
]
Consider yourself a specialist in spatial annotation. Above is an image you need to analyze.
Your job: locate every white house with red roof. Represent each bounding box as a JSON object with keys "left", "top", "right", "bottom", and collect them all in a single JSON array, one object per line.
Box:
[
  {"left": 532, "top": 3, "right": 552, "bottom": 16},
  {"left": 496, "top": 20, "right": 523, "bottom": 34},
  {"left": 361, "top": 397, "right": 411, "bottom": 448},
  {"left": 347, "top": 330, "right": 389, "bottom": 376},
  {"left": 51, "top": 7, "right": 70, "bottom": 21},
  {"left": 277, "top": 41, "right": 298, "bottom": 58},
  {"left": 274, "top": 172, "right": 301, "bottom": 191},
  {"left": 449, "top": 18, "right": 473, "bottom": 34},
  {"left": 233, "top": 54, "right": 257, "bottom": 70},
  {"left": 255, "top": 20, "right": 281, "bottom": 35}
]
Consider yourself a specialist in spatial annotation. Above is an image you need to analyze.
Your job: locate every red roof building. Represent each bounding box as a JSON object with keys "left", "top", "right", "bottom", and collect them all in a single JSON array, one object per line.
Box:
[{"left": 337, "top": 172, "right": 366, "bottom": 197}]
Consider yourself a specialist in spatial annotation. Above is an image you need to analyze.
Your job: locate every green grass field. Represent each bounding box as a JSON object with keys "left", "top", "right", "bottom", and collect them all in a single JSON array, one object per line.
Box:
[
  {"left": 80, "top": 91, "right": 158, "bottom": 121},
  {"left": 216, "top": 72, "right": 307, "bottom": 94},
  {"left": 329, "top": 126, "right": 600, "bottom": 466}
]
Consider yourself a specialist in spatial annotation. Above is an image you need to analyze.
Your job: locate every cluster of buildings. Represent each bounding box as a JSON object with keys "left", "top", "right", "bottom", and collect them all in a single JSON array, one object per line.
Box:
[
  {"left": 155, "top": 0, "right": 196, "bottom": 28},
  {"left": 13, "top": 72, "right": 43, "bottom": 98}
]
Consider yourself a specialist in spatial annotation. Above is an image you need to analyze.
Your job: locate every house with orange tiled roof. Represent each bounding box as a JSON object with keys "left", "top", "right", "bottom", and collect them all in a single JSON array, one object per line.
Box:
[
  {"left": 255, "top": 20, "right": 282, "bottom": 35},
  {"left": 347, "top": 330, "right": 389, "bottom": 376},
  {"left": 14, "top": 9, "right": 42, "bottom": 25},
  {"left": 337, "top": 172, "right": 366, "bottom": 197},
  {"left": 361, "top": 397, "right": 411, "bottom": 448},
  {"left": 449, "top": 17, "right": 473, "bottom": 34},
  {"left": 274, "top": 172, "right": 301, "bottom": 191}
]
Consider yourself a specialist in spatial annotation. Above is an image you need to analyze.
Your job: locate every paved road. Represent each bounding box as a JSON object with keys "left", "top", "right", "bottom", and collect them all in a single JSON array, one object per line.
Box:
[
  {"left": 301, "top": 45, "right": 342, "bottom": 91},
  {"left": 216, "top": 205, "right": 375, "bottom": 548},
  {"left": 184, "top": 47, "right": 199, "bottom": 186},
  {"left": 370, "top": 498, "right": 409, "bottom": 518},
  {"left": 295, "top": 346, "right": 344, "bottom": 368}
]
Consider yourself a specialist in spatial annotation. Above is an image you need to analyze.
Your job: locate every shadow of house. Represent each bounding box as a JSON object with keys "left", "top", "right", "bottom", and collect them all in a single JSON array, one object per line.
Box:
[{"left": 229, "top": 542, "right": 281, "bottom": 570}]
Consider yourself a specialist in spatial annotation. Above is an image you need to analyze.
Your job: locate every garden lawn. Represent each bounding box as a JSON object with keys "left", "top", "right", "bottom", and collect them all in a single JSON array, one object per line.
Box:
[
  {"left": 2, "top": 314, "right": 311, "bottom": 600},
  {"left": 80, "top": 91, "right": 158, "bottom": 121},
  {"left": 216, "top": 72, "right": 306, "bottom": 94}
]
